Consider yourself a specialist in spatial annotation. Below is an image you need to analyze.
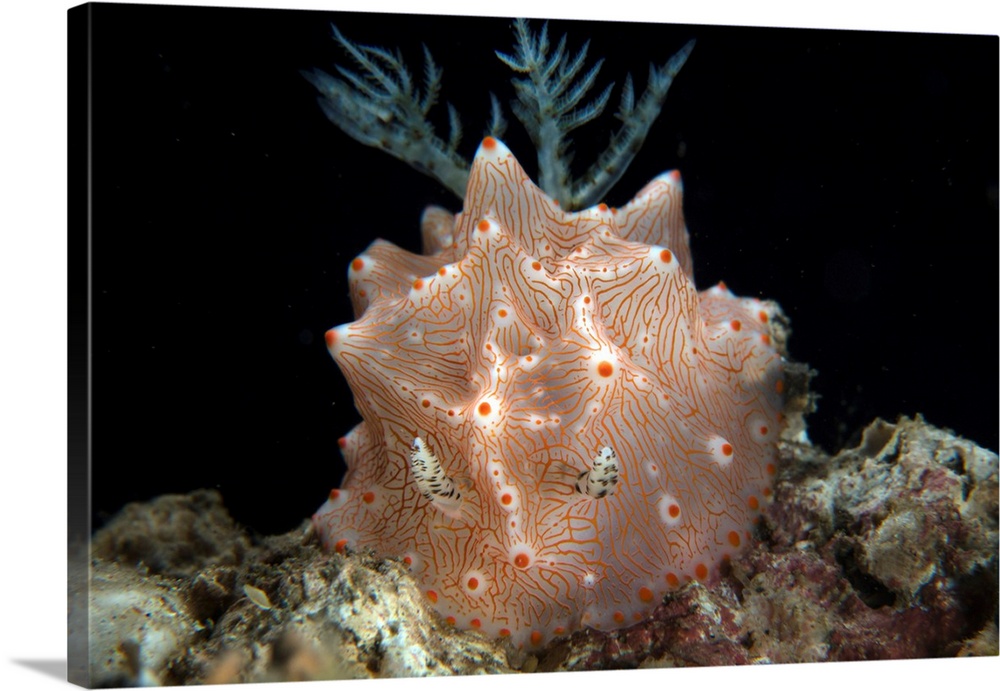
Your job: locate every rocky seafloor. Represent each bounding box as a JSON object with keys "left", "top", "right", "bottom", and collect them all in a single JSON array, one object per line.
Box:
[{"left": 73, "top": 410, "right": 998, "bottom": 686}]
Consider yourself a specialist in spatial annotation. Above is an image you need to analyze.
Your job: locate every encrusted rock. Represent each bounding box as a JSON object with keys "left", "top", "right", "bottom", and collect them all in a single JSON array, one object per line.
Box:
[
  {"left": 88, "top": 496, "right": 516, "bottom": 684},
  {"left": 88, "top": 560, "right": 206, "bottom": 686},
  {"left": 174, "top": 536, "right": 518, "bottom": 682},
  {"left": 86, "top": 417, "right": 997, "bottom": 681},
  {"left": 91, "top": 489, "right": 250, "bottom": 578}
]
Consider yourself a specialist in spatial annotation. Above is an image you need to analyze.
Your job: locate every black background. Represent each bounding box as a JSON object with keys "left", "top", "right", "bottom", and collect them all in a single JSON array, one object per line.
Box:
[{"left": 86, "top": 4, "right": 998, "bottom": 536}]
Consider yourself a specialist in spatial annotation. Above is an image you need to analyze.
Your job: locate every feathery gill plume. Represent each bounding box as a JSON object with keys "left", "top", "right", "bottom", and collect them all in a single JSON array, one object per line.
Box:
[{"left": 305, "top": 18, "right": 694, "bottom": 210}]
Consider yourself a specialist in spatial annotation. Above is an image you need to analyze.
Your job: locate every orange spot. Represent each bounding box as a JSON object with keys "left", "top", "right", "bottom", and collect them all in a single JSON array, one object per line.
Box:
[
  {"left": 730, "top": 320, "right": 742, "bottom": 332},
  {"left": 421, "top": 399, "right": 431, "bottom": 408},
  {"left": 403, "top": 556, "right": 412, "bottom": 566},
  {"left": 334, "top": 539, "right": 348, "bottom": 553},
  {"left": 695, "top": 563, "right": 708, "bottom": 580},
  {"left": 639, "top": 587, "right": 654, "bottom": 603},
  {"left": 499, "top": 628, "right": 511, "bottom": 637},
  {"left": 467, "top": 577, "right": 479, "bottom": 590},
  {"left": 669, "top": 170, "right": 681, "bottom": 182},
  {"left": 351, "top": 258, "right": 364, "bottom": 271},
  {"left": 748, "top": 495, "right": 760, "bottom": 511},
  {"left": 728, "top": 530, "right": 741, "bottom": 548},
  {"left": 438, "top": 267, "right": 447, "bottom": 276},
  {"left": 482, "top": 136, "right": 496, "bottom": 150},
  {"left": 525, "top": 355, "right": 533, "bottom": 362},
  {"left": 514, "top": 553, "right": 529, "bottom": 568},
  {"left": 597, "top": 361, "right": 614, "bottom": 377},
  {"left": 763, "top": 487, "right": 773, "bottom": 497},
  {"left": 633, "top": 612, "right": 643, "bottom": 622},
  {"left": 412, "top": 278, "right": 424, "bottom": 290},
  {"left": 362, "top": 491, "right": 375, "bottom": 504},
  {"left": 329, "top": 488, "right": 340, "bottom": 500},
  {"left": 766, "top": 463, "right": 776, "bottom": 475},
  {"left": 446, "top": 615, "right": 456, "bottom": 625},
  {"left": 668, "top": 503, "right": 680, "bottom": 518},
  {"left": 493, "top": 469, "right": 499, "bottom": 476},
  {"left": 498, "top": 309, "right": 508, "bottom": 318},
  {"left": 583, "top": 295, "right": 591, "bottom": 304},
  {"left": 775, "top": 379, "right": 785, "bottom": 394},
  {"left": 325, "top": 330, "right": 337, "bottom": 348},
  {"left": 470, "top": 618, "right": 481, "bottom": 629},
  {"left": 357, "top": 289, "right": 366, "bottom": 298},
  {"left": 530, "top": 631, "right": 543, "bottom": 646},
  {"left": 665, "top": 572, "right": 680, "bottom": 588},
  {"left": 531, "top": 261, "right": 542, "bottom": 271},
  {"left": 447, "top": 410, "right": 455, "bottom": 417},
  {"left": 721, "top": 443, "right": 733, "bottom": 456},
  {"left": 598, "top": 203, "right": 609, "bottom": 212},
  {"left": 717, "top": 280, "right": 727, "bottom": 290},
  {"left": 554, "top": 626, "right": 566, "bottom": 636},
  {"left": 759, "top": 310, "right": 769, "bottom": 323},
  {"left": 760, "top": 425, "right": 769, "bottom": 435},
  {"left": 477, "top": 219, "right": 490, "bottom": 232},
  {"left": 500, "top": 493, "right": 512, "bottom": 505},
  {"left": 660, "top": 249, "right": 673, "bottom": 263},
  {"left": 478, "top": 401, "right": 492, "bottom": 416},
  {"left": 613, "top": 612, "right": 625, "bottom": 624},
  {"left": 426, "top": 590, "right": 438, "bottom": 604},
  {"left": 760, "top": 333, "right": 771, "bottom": 345}
]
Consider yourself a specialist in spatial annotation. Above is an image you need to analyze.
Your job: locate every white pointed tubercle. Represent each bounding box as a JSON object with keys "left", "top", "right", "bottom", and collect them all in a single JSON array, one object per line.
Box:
[
  {"left": 475, "top": 135, "right": 513, "bottom": 161},
  {"left": 706, "top": 435, "right": 735, "bottom": 467},
  {"left": 658, "top": 169, "right": 683, "bottom": 190},
  {"left": 575, "top": 446, "right": 619, "bottom": 499},
  {"left": 323, "top": 323, "right": 352, "bottom": 359},
  {"left": 628, "top": 169, "right": 682, "bottom": 204},
  {"left": 656, "top": 492, "right": 683, "bottom": 527},
  {"left": 471, "top": 217, "right": 501, "bottom": 246},
  {"left": 650, "top": 244, "right": 679, "bottom": 271}
]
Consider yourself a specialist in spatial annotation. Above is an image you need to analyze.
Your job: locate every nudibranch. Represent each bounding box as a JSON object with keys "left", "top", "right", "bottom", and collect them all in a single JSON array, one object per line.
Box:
[{"left": 314, "top": 136, "right": 786, "bottom": 650}]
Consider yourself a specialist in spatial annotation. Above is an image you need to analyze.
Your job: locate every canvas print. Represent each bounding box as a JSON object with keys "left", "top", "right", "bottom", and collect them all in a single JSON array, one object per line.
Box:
[{"left": 68, "top": 2, "right": 998, "bottom": 686}]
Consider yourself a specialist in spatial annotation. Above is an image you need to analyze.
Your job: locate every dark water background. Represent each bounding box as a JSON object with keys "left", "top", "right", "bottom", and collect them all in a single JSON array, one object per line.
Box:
[{"left": 85, "top": 5, "right": 998, "bottom": 535}]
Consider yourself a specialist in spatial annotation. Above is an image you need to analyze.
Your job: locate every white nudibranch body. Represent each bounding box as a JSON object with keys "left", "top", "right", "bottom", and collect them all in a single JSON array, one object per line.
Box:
[{"left": 312, "top": 138, "right": 786, "bottom": 650}]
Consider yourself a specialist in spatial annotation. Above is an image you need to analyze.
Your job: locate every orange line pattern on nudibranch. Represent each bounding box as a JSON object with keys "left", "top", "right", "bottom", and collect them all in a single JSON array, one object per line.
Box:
[{"left": 312, "top": 138, "right": 786, "bottom": 651}]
